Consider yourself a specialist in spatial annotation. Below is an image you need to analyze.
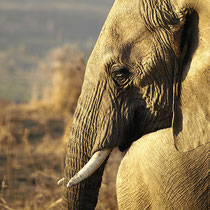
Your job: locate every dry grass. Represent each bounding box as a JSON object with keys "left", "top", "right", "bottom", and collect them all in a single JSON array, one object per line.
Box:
[
  {"left": 0, "top": 104, "right": 66, "bottom": 210},
  {"left": 0, "top": 46, "right": 121, "bottom": 210},
  {"left": 39, "top": 45, "right": 85, "bottom": 112}
]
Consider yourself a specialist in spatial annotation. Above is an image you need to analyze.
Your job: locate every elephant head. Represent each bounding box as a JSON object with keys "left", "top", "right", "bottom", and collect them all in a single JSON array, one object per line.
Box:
[{"left": 58, "top": 0, "right": 210, "bottom": 209}]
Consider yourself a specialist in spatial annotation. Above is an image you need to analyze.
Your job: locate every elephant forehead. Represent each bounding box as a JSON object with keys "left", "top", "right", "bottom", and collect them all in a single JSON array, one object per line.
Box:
[
  {"left": 94, "top": 2, "right": 154, "bottom": 63},
  {"left": 100, "top": 0, "right": 146, "bottom": 46},
  {"left": 85, "top": 0, "right": 152, "bottom": 83}
]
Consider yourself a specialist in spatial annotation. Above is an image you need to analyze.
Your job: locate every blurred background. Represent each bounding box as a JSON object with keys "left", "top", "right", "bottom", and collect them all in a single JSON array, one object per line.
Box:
[
  {"left": 0, "top": 0, "right": 122, "bottom": 209},
  {"left": 0, "top": 0, "right": 114, "bottom": 103}
]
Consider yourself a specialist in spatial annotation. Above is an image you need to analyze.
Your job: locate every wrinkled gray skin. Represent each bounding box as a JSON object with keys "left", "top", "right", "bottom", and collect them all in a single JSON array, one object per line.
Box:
[{"left": 62, "top": 0, "right": 209, "bottom": 209}]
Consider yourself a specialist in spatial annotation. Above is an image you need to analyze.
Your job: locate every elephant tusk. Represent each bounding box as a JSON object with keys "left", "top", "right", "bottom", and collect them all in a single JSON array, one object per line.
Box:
[
  {"left": 59, "top": 149, "right": 111, "bottom": 188},
  {"left": 57, "top": 149, "right": 111, "bottom": 187},
  {"left": 57, "top": 177, "right": 65, "bottom": 185}
]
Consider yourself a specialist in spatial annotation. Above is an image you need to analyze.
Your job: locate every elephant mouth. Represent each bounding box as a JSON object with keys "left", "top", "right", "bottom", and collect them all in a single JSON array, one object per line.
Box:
[{"left": 58, "top": 148, "right": 112, "bottom": 187}]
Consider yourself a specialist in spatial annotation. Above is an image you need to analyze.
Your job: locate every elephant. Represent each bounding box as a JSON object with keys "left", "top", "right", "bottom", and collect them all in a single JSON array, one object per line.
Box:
[
  {"left": 58, "top": 0, "right": 210, "bottom": 209},
  {"left": 116, "top": 129, "right": 209, "bottom": 209}
]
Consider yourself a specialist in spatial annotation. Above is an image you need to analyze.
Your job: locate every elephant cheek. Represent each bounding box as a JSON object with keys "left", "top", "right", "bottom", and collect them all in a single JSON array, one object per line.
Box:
[
  {"left": 93, "top": 108, "right": 137, "bottom": 152},
  {"left": 91, "top": 114, "right": 113, "bottom": 154}
]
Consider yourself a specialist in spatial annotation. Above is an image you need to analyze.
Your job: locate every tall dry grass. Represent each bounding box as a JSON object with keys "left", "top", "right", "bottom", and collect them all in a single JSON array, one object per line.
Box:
[
  {"left": 36, "top": 45, "right": 85, "bottom": 113},
  {"left": 0, "top": 46, "right": 121, "bottom": 209}
]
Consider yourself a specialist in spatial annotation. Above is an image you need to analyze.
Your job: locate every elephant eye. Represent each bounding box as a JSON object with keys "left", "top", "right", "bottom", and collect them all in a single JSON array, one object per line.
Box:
[{"left": 112, "top": 66, "right": 131, "bottom": 86}]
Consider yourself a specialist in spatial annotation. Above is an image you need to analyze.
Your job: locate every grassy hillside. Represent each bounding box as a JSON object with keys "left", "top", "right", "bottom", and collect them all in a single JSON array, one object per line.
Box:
[{"left": 0, "top": 0, "right": 114, "bottom": 103}]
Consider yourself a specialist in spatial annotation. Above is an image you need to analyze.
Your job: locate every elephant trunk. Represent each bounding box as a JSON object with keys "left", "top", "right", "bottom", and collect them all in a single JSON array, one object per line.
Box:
[
  {"left": 63, "top": 145, "right": 106, "bottom": 209},
  {"left": 62, "top": 82, "right": 109, "bottom": 209}
]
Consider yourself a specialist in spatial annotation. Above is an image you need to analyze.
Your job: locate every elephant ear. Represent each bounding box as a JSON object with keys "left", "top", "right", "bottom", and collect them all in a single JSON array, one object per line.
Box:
[{"left": 172, "top": 3, "right": 210, "bottom": 152}]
